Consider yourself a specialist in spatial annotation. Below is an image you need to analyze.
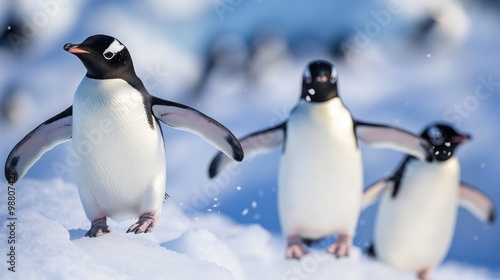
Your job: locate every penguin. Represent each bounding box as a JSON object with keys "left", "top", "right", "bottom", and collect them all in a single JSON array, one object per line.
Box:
[
  {"left": 4, "top": 34, "right": 244, "bottom": 237},
  {"left": 193, "top": 33, "right": 249, "bottom": 97},
  {"left": 209, "top": 60, "right": 433, "bottom": 259},
  {"left": 400, "top": 0, "right": 470, "bottom": 51},
  {"left": 362, "top": 124, "right": 496, "bottom": 280}
]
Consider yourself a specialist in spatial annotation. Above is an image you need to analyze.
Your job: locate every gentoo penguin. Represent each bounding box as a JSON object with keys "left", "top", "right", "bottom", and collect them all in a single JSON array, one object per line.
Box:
[
  {"left": 4, "top": 34, "right": 243, "bottom": 237},
  {"left": 363, "top": 124, "right": 496, "bottom": 280},
  {"left": 209, "top": 60, "right": 432, "bottom": 259}
]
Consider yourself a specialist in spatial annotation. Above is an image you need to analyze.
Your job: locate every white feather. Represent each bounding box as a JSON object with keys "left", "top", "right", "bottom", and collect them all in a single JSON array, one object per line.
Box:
[
  {"left": 374, "top": 158, "right": 460, "bottom": 272},
  {"left": 278, "top": 99, "right": 362, "bottom": 238},
  {"left": 72, "top": 77, "right": 166, "bottom": 221}
]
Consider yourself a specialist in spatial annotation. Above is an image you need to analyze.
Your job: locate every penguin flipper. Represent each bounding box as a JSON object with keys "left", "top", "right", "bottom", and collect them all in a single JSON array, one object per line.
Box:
[
  {"left": 150, "top": 96, "right": 243, "bottom": 162},
  {"left": 362, "top": 179, "right": 391, "bottom": 210},
  {"left": 355, "top": 121, "right": 433, "bottom": 162},
  {"left": 208, "top": 122, "right": 286, "bottom": 178},
  {"left": 4, "top": 106, "right": 73, "bottom": 185},
  {"left": 459, "top": 183, "right": 496, "bottom": 224}
]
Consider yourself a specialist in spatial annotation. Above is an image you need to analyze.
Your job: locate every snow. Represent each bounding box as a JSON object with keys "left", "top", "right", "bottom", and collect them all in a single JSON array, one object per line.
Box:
[
  {"left": 0, "top": 179, "right": 498, "bottom": 279},
  {"left": 1, "top": 0, "right": 500, "bottom": 279},
  {"left": 242, "top": 208, "right": 249, "bottom": 216}
]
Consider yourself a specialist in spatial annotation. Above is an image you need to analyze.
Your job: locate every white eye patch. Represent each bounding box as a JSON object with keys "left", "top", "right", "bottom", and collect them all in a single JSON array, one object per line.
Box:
[
  {"left": 330, "top": 67, "right": 337, "bottom": 83},
  {"left": 103, "top": 39, "right": 125, "bottom": 60},
  {"left": 303, "top": 67, "right": 312, "bottom": 84}
]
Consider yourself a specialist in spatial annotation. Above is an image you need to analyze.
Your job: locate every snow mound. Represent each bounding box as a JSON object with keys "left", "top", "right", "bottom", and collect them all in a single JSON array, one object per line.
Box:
[{"left": 1, "top": 211, "right": 232, "bottom": 280}]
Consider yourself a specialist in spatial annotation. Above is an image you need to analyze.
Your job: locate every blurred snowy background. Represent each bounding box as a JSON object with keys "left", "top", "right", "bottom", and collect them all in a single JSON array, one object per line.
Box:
[{"left": 0, "top": 0, "right": 499, "bottom": 279}]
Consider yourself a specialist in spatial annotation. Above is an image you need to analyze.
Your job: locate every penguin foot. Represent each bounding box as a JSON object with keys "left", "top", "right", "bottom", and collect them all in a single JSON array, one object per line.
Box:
[
  {"left": 417, "top": 269, "right": 430, "bottom": 280},
  {"left": 286, "top": 236, "right": 309, "bottom": 259},
  {"left": 127, "top": 212, "right": 157, "bottom": 234},
  {"left": 85, "top": 217, "right": 111, "bottom": 237},
  {"left": 327, "top": 234, "right": 352, "bottom": 258}
]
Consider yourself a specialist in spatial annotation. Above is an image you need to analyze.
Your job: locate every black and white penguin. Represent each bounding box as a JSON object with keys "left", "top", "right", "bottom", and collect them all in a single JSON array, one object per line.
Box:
[
  {"left": 363, "top": 124, "right": 496, "bottom": 280},
  {"left": 4, "top": 34, "right": 243, "bottom": 237},
  {"left": 209, "top": 60, "right": 432, "bottom": 259}
]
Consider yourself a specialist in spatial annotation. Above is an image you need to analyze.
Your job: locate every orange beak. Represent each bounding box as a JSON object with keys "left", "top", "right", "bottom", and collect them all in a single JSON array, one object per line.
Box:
[
  {"left": 451, "top": 134, "right": 471, "bottom": 143},
  {"left": 63, "top": 43, "right": 89, "bottom": 54},
  {"left": 68, "top": 46, "right": 89, "bottom": 54}
]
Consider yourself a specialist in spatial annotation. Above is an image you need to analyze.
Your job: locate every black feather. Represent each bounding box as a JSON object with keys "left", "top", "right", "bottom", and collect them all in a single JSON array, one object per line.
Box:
[
  {"left": 225, "top": 135, "right": 244, "bottom": 162},
  {"left": 366, "top": 243, "right": 376, "bottom": 258},
  {"left": 489, "top": 209, "right": 496, "bottom": 224},
  {"left": 301, "top": 237, "right": 326, "bottom": 247},
  {"left": 208, "top": 154, "right": 223, "bottom": 178}
]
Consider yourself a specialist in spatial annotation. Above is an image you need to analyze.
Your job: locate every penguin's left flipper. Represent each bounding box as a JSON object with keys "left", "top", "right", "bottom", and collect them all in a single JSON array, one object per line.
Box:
[
  {"left": 4, "top": 106, "right": 73, "bottom": 185},
  {"left": 150, "top": 97, "right": 243, "bottom": 162},
  {"left": 355, "top": 121, "right": 433, "bottom": 162},
  {"left": 208, "top": 122, "right": 286, "bottom": 178},
  {"left": 362, "top": 179, "right": 391, "bottom": 210},
  {"left": 459, "top": 183, "right": 496, "bottom": 224}
]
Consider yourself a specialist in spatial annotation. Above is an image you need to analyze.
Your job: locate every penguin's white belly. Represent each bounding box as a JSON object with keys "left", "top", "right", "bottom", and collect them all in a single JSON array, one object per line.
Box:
[
  {"left": 278, "top": 100, "right": 362, "bottom": 238},
  {"left": 72, "top": 78, "right": 166, "bottom": 221},
  {"left": 374, "top": 159, "right": 459, "bottom": 271}
]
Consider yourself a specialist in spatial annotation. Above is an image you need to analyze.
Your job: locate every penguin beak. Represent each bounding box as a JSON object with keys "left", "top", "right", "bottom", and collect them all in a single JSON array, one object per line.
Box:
[
  {"left": 451, "top": 134, "right": 471, "bottom": 143},
  {"left": 315, "top": 71, "right": 328, "bottom": 83},
  {"left": 63, "top": 43, "right": 89, "bottom": 54}
]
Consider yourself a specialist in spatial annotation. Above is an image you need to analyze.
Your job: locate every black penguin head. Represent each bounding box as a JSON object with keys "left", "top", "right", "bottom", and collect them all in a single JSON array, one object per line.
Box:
[
  {"left": 64, "top": 35, "right": 135, "bottom": 80},
  {"left": 301, "top": 60, "right": 339, "bottom": 103},
  {"left": 421, "top": 124, "right": 471, "bottom": 161}
]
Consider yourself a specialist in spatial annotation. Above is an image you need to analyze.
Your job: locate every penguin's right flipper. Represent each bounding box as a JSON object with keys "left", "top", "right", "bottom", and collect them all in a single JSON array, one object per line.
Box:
[
  {"left": 362, "top": 179, "right": 391, "bottom": 210},
  {"left": 208, "top": 122, "right": 286, "bottom": 178},
  {"left": 355, "top": 121, "right": 433, "bottom": 162},
  {"left": 459, "top": 183, "right": 496, "bottom": 224},
  {"left": 4, "top": 106, "right": 73, "bottom": 185},
  {"left": 151, "top": 97, "right": 244, "bottom": 162}
]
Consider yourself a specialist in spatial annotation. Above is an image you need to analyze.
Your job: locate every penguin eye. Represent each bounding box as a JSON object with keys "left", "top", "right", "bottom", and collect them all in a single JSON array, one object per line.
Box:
[
  {"left": 103, "top": 51, "right": 115, "bottom": 60},
  {"left": 428, "top": 126, "right": 444, "bottom": 145}
]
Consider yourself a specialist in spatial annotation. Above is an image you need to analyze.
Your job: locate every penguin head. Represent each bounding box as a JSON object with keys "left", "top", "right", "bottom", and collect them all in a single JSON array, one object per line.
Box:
[
  {"left": 421, "top": 124, "right": 471, "bottom": 161},
  {"left": 301, "top": 60, "right": 339, "bottom": 103},
  {"left": 64, "top": 35, "right": 135, "bottom": 80}
]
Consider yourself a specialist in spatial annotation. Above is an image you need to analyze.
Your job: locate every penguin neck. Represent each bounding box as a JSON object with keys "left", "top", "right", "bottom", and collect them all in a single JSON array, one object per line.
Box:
[
  {"left": 431, "top": 155, "right": 460, "bottom": 167},
  {"left": 84, "top": 68, "right": 146, "bottom": 95},
  {"left": 412, "top": 156, "right": 461, "bottom": 183},
  {"left": 421, "top": 156, "right": 461, "bottom": 193},
  {"left": 301, "top": 83, "right": 338, "bottom": 102},
  {"left": 294, "top": 97, "right": 349, "bottom": 120}
]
